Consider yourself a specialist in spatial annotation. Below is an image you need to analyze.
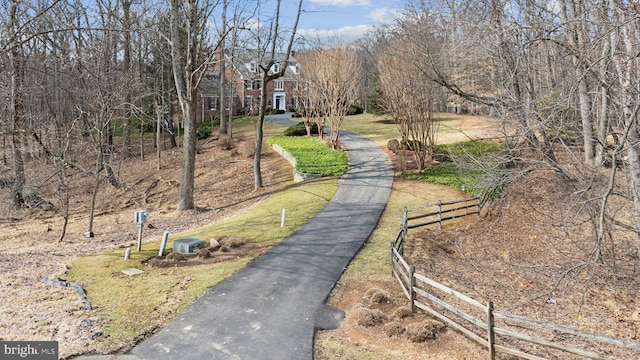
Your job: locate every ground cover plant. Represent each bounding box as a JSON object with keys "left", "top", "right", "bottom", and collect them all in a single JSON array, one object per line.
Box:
[
  {"left": 402, "top": 141, "right": 505, "bottom": 197},
  {"left": 267, "top": 135, "right": 348, "bottom": 176}
]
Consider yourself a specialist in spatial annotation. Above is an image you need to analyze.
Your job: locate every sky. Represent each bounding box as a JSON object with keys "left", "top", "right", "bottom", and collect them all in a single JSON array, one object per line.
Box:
[{"left": 283, "top": 0, "right": 405, "bottom": 43}]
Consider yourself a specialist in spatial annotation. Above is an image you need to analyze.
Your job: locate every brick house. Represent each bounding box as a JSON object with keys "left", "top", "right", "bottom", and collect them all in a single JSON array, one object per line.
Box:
[{"left": 202, "top": 48, "right": 300, "bottom": 118}]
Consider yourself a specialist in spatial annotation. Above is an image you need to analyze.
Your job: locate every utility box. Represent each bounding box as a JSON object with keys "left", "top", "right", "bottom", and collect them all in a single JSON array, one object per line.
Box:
[
  {"left": 134, "top": 210, "right": 147, "bottom": 224},
  {"left": 173, "top": 237, "right": 206, "bottom": 254}
]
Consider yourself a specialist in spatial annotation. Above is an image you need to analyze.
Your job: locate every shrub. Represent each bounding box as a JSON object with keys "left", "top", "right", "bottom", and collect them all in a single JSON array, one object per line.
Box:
[
  {"left": 382, "top": 321, "right": 405, "bottom": 337},
  {"left": 405, "top": 320, "right": 447, "bottom": 342},
  {"left": 392, "top": 306, "right": 413, "bottom": 319},
  {"left": 348, "top": 103, "right": 364, "bottom": 115},
  {"left": 364, "top": 287, "right": 391, "bottom": 304},
  {"left": 387, "top": 139, "right": 401, "bottom": 153},
  {"left": 352, "top": 305, "right": 388, "bottom": 327},
  {"left": 283, "top": 122, "right": 318, "bottom": 136},
  {"left": 407, "top": 139, "right": 423, "bottom": 151},
  {"left": 196, "top": 123, "right": 212, "bottom": 140}
]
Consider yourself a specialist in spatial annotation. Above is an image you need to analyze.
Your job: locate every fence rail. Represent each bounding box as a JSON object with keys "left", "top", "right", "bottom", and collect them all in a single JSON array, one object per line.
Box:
[
  {"left": 391, "top": 199, "right": 640, "bottom": 360},
  {"left": 404, "top": 197, "right": 480, "bottom": 230}
]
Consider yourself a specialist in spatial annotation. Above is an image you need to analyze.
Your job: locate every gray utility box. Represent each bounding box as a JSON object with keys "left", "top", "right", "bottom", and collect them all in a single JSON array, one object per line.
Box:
[{"left": 173, "top": 237, "right": 206, "bottom": 254}]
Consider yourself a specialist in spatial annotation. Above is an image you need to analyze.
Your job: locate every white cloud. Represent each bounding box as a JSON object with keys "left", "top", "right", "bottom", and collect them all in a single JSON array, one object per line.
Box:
[
  {"left": 369, "top": 7, "right": 402, "bottom": 24},
  {"left": 298, "top": 24, "right": 372, "bottom": 44},
  {"left": 309, "top": 0, "right": 371, "bottom": 6}
]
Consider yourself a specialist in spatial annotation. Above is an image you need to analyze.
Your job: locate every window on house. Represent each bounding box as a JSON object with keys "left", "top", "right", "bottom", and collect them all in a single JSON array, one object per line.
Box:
[
  {"left": 256, "top": 79, "right": 262, "bottom": 89},
  {"left": 246, "top": 80, "right": 253, "bottom": 90},
  {"left": 293, "top": 81, "right": 298, "bottom": 91},
  {"left": 209, "top": 96, "right": 219, "bottom": 111},
  {"left": 249, "top": 62, "right": 257, "bottom": 73},
  {"left": 272, "top": 63, "right": 281, "bottom": 73},
  {"left": 274, "top": 80, "right": 284, "bottom": 91}
]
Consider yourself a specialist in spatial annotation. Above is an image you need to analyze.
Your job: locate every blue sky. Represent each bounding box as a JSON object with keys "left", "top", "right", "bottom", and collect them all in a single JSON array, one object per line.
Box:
[{"left": 286, "top": 0, "right": 405, "bottom": 43}]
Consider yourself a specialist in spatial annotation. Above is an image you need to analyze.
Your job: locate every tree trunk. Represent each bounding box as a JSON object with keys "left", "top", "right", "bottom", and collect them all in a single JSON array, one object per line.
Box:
[
  {"left": 178, "top": 102, "right": 196, "bottom": 209},
  {"left": 219, "top": 0, "right": 228, "bottom": 134},
  {"left": 254, "top": 83, "right": 267, "bottom": 189},
  {"left": 9, "top": 0, "right": 25, "bottom": 208},
  {"left": 122, "top": 0, "right": 133, "bottom": 158}
]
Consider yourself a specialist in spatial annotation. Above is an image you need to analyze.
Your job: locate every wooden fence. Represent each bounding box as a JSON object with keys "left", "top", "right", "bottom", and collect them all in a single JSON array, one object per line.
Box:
[
  {"left": 391, "top": 200, "right": 640, "bottom": 360},
  {"left": 404, "top": 197, "right": 480, "bottom": 230}
]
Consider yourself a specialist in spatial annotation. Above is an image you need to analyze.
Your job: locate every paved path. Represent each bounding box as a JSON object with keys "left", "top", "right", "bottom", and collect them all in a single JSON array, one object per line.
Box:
[{"left": 76, "top": 114, "right": 393, "bottom": 359}]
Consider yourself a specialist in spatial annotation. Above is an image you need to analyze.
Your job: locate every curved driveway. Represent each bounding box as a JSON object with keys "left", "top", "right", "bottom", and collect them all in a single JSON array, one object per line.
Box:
[{"left": 80, "top": 114, "right": 393, "bottom": 359}]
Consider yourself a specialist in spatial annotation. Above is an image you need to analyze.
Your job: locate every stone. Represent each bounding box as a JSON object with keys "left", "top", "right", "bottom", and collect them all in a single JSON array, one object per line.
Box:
[
  {"left": 122, "top": 268, "right": 144, "bottom": 276},
  {"left": 209, "top": 238, "right": 221, "bottom": 250}
]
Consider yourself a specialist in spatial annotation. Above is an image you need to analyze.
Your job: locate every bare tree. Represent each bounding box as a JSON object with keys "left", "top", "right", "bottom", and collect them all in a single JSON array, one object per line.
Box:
[
  {"left": 168, "top": 0, "right": 222, "bottom": 210},
  {"left": 315, "top": 47, "right": 362, "bottom": 150},
  {"left": 252, "top": 0, "right": 303, "bottom": 189},
  {"left": 377, "top": 41, "right": 437, "bottom": 171}
]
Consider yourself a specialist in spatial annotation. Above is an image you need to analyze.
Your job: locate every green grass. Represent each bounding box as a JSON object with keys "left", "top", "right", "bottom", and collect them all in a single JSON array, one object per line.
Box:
[
  {"left": 69, "top": 177, "right": 338, "bottom": 354},
  {"left": 404, "top": 141, "right": 505, "bottom": 197},
  {"left": 339, "top": 112, "right": 479, "bottom": 148},
  {"left": 340, "top": 113, "right": 398, "bottom": 148},
  {"left": 267, "top": 135, "right": 348, "bottom": 176},
  {"left": 402, "top": 163, "right": 484, "bottom": 196}
]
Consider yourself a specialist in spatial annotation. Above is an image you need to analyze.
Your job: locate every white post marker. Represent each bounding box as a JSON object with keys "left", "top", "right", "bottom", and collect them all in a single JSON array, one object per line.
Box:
[
  {"left": 124, "top": 247, "right": 131, "bottom": 260},
  {"left": 281, "top": 208, "right": 286, "bottom": 227},
  {"left": 159, "top": 231, "right": 169, "bottom": 257}
]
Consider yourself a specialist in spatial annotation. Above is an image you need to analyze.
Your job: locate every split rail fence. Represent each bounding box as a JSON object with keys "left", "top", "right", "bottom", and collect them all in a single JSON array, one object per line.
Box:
[{"left": 391, "top": 198, "right": 640, "bottom": 360}]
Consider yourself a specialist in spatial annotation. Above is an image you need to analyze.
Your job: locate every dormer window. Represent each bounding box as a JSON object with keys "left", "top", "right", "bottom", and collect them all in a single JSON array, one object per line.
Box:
[
  {"left": 272, "top": 63, "right": 281, "bottom": 73},
  {"left": 249, "top": 62, "right": 257, "bottom": 73}
]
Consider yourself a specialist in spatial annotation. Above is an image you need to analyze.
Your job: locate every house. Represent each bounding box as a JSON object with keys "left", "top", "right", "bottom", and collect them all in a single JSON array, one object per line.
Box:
[{"left": 215, "top": 48, "right": 301, "bottom": 116}]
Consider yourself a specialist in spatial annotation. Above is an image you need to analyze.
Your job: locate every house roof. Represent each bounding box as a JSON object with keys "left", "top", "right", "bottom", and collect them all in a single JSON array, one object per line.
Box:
[
  {"left": 198, "top": 70, "right": 220, "bottom": 96},
  {"left": 224, "top": 48, "right": 299, "bottom": 82}
]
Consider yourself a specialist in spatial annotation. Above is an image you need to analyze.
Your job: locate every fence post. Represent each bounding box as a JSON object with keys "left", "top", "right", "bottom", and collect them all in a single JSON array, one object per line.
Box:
[
  {"left": 477, "top": 197, "right": 481, "bottom": 218},
  {"left": 390, "top": 241, "right": 395, "bottom": 278},
  {"left": 487, "top": 301, "right": 496, "bottom": 360},
  {"left": 437, "top": 200, "right": 442, "bottom": 229},
  {"left": 410, "top": 265, "right": 416, "bottom": 313},
  {"left": 402, "top": 206, "right": 408, "bottom": 229}
]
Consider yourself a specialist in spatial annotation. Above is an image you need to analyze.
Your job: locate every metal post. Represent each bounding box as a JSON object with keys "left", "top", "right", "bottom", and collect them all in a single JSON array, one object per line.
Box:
[{"left": 137, "top": 223, "right": 143, "bottom": 252}]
